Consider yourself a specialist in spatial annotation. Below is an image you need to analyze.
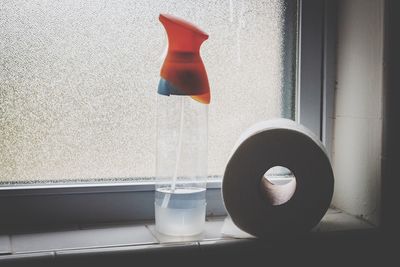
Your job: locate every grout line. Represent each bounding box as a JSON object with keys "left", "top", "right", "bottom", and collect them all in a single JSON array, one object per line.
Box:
[
  {"left": 334, "top": 115, "right": 382, "bottom": 119},
  {"left": 145, "top": 225, "right": 161, "bottom": 244}
]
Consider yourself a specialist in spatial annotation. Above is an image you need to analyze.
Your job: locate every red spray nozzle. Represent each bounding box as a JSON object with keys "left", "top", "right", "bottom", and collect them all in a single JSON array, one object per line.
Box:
[{"left": 158, "top": 14, "right": 210, "bottom": 104}]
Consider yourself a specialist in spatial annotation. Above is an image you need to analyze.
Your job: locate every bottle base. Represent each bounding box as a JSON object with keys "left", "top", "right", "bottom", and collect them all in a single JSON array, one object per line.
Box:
[{"left": 155, "top": 202, "right": 206, "bottom": 236}]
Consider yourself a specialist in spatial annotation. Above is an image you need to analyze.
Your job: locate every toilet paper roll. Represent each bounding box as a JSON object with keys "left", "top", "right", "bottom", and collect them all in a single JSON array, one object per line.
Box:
[{"left": 222, "top": 119, "right": 334, "bottom": 238}]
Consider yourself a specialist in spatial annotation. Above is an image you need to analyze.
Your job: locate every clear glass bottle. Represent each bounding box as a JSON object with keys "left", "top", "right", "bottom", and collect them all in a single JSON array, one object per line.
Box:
[
  {"left": 155, "top": 14, "right": 210, "bottom": 236},
  {"left": 155, "top": 94, "right": 208, "bottom": 236}
]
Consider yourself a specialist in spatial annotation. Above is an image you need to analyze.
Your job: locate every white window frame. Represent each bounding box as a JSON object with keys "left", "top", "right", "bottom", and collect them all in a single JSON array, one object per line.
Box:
[{"left": 0, "top": 0, "right": 335, "bottom": 231}]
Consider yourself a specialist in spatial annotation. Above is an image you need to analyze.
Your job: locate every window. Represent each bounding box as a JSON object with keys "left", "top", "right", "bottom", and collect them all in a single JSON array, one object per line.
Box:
[{"left": 0, "top": 0, "right": 329, "bottom": 228}]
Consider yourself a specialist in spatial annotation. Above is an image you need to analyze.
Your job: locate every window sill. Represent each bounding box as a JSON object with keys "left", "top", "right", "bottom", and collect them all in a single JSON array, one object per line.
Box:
[{"left": 0, "top": 208, "right": 377, "bottom": 266}]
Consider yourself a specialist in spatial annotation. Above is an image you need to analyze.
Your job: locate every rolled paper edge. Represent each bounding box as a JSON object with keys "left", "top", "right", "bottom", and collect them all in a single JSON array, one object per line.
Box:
[{"left": 158, "top": 78, "right": 210, "bottom": 104}]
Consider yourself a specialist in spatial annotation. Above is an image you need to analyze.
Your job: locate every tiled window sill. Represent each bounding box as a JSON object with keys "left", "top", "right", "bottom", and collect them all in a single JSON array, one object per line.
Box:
[{"left": 0, "top": 208, "right": 376, "bottom": 265}]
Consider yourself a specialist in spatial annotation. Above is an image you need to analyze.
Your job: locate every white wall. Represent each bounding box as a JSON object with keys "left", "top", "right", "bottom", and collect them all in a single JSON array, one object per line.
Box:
[{"left": 332, "top": 0, "right": 384, "bottom": 225}]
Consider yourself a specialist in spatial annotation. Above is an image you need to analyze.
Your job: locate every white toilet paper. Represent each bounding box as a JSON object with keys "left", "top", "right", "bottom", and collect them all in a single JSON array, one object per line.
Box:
[{"left": 222, "top": 119, "right": 334, "bottom": 238}]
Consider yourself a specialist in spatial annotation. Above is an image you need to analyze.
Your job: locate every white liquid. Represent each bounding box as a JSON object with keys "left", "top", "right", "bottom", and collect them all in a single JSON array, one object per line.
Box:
[{"left": 155, "top": 187, "right": 206, "bottom": 236}]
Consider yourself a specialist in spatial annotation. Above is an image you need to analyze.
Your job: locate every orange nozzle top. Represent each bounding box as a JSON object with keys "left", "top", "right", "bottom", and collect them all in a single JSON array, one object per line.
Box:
[{"left": 158, "top": 14, "right": 210, "bottom": 104}]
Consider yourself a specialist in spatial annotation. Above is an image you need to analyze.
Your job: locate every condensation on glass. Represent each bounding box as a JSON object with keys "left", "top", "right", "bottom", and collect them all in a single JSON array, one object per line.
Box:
[{"left": 0, "top": 0, "right": 297, "bottom": 184}]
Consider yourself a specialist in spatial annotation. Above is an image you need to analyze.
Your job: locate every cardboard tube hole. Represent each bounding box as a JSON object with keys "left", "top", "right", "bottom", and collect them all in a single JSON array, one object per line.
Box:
[{"left": 260, "top": 166, "right": 297, "bottom": 206}]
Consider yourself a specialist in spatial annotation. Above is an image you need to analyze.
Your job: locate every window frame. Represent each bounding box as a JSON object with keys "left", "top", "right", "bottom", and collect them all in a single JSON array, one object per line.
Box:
[{"left": 0, "top": 0, "right": 335, "bottom": 231}]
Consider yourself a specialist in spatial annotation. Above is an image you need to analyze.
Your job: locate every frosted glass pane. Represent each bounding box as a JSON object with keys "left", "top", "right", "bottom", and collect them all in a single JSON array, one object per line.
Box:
[{"left": 0, "top": 0, "right": 297, "bottom": 184}]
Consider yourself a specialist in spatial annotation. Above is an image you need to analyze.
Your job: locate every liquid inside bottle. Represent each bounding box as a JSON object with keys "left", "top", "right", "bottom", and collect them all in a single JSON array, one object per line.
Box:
[{"left": 155, "top": 187, "right": 206, "bottom": 236}]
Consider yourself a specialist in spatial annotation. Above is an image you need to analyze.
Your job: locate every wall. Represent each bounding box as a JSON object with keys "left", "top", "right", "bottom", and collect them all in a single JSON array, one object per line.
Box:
[
  {"left": 382, "top": 0, "right": 400, "bottom": 236},
  {"left": 332, "top": 0, "right": 384, "bottom": 225}
]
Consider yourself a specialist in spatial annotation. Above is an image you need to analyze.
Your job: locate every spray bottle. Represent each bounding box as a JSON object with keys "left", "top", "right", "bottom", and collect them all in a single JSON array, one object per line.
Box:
[{"left": 155, "top": 14, "right": 210, "bottom": 236}]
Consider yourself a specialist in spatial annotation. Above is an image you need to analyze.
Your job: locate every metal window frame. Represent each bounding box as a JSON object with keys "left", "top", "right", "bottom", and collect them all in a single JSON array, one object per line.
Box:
[
  {"left": 297, "top": 0, "right": 336, "bottom": 155},
  {"left": 0, "top": 0, "right": 335, "bottom": 232}
]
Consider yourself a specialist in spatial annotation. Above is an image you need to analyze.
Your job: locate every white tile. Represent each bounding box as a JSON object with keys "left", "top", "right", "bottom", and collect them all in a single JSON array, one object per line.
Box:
[
  {"left": 335, "top": 81, "right": 382, "bottom": 119},
  {"left": 314, "top": 210, "right": 374, "bottom": 232},
  {"left": 218, "top": 217, "right": 254, "bottom": 239},
  {"left": 146, "top": 225, "right": 204, "bottom": 244},
  {"left": 0, "top": 236, "right": 11, "bottom": 255},
  {"left": 335, "top": 0, "right": 383, "bottom": 119},
  {"left": 11, "top": 225, "right": 157, "bottom": 253},
  {"left": 331, "top": 116, "right": 381, "bottom": 223}
]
